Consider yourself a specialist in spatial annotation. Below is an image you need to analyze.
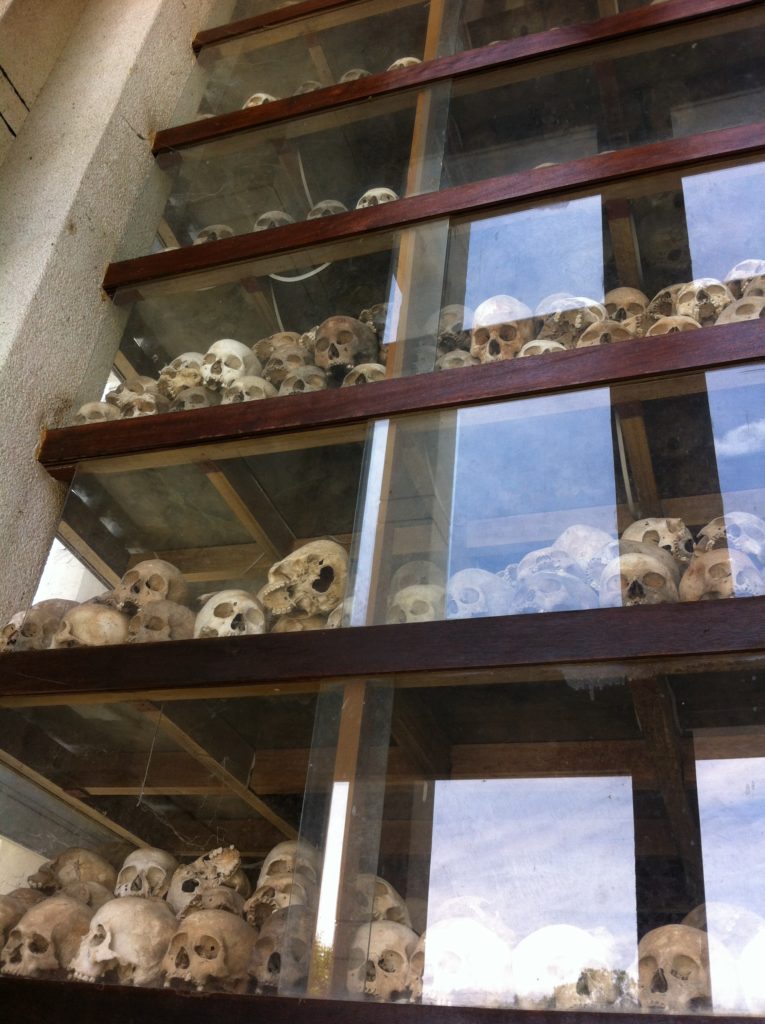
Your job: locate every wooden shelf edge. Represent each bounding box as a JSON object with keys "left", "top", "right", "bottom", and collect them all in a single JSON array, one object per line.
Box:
[
  {"left": 0, "top": 975, "right": 753, "bottom": 1024},
  {"left": 2, "top": 598, "right": 765, "bottom": 701},
  {"left": 106, "top": 122, "right": 765, "bottom": 294},
  {"left": 38, "top": 322, "right": 765, "bottom": 481},
  {"left": 193, "top": 0, "right": 365, "bottom": 51},
  {"left": 177, "top": 0, "right": 759, "bottom": 149}
]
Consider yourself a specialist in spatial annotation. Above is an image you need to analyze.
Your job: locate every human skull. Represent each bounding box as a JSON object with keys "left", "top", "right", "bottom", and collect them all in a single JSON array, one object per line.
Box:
[
  {"left": 258, "top": 540, "right": 349, "bottom": 617},
  {"left": 387, "top": 584, "right": 445, "bottom": 623},
  {"left": 638, "top": 925, "right": 711, "bottom": 1012},
  {"left": 120, "top": 392, "right": 170, "bottom": 418},
  {"left": 725, "top": 258, "right": 765, "bottom": 297},
  {"left": 279, "top": 366, "right": 327, "bottom": 395},
  {"left": 60, "top": 883, "right": 113, "bottom": 911},
  {"left": 127, "top": 600, "right": 194, "bottom": 643},
  {"left": 256, "top": 841, "right": 321, "bottom": 891},
  {"left": 112, "top": 559, "right": 188, "bottom": 613},
  {"left": 435, "top": 351, "right": 479, "bottom": 370},
  {"left": 554, "top": 524, "right": 616, "bottom": 589},
  {"left": 409, "top": 918, "right": 514, "bottom": 1007},
  {"left": 193, "top": 224, "right": 234, "bottom": 245},
  {"left": 535, "top": 294, "right": 607, "bottom": 348},
  {"left": 293, "top": 80, "right": 322, "bottom": 95},
  {"left": 201, "top": 339, "right": 260, "bottom": 391},
  {"left": 179, "top": 887, "right": 245, "bottom": 920},
  {"left": 679, "top": 549, "right": 765, "bottom": 601},
  {"left": 263, "top": 345, "right": 312, "bottom": 387},
  {"left": 555, "top": 969, "right": 637, "bottom": 1010},
  {"left": 646, "top": 283, "right": 683, "bottom": 322},
  {"left": 356, "top": 187, "right": 399, "bottom": 209},
  {"left": 389, "top": 561, "right": 445, "bottom": 597},
  {"left": 347, "top": 921, "right": 419, "bottom": 1001},
  {"left": 314, "top": 316, "right": 379, "bottom": 376},
  {"left": 517, "top": 546, "right": 585, "bottom": 583},
  {"left": 445, "top": 569, "right": 514, "bottom": 618},
  {"left": 470, "top": 295, "right": 534, "bottom": 361},
  {"left": 70, "top": 896, "right": 176, "bottom": 987},
  {"left": 162, "top": 910, "right": 257, "bottom": 993},
  {"left": 270, "top": 613, "right": 327, "bottom": 632},
  {"left": 221, "top": 375, "right": 277, "bottom": 403},
  {"left": 307, "top": 199, "right": 347, "bottom": 219},
  {"left": 518, "top": 340, "right": 567, "bottom": 357},
  {"left": 29, "top": 849, "right": 117, "bottom": 894},
  {"left": 243, "top": 92, "right": 278, "bottom": 107},
  {"left": 605, "top": 287, "right": 649, "bottom": 322},
  {"left": 73, "top": 402, "right": 120, "bottom": 425},
  {"left": 716, "top": 295, "right": 765, "bottom": 325},
  {"left": 599, "top": 547, "right": 679, "bottom": 607},
  {"left": 0, "top": 611, "right": 25, "bottom": 652},
  {"left": 166, "top": 847, "right": 246, "bottom": 917},
  {"left": 512, "top": 572, "right": 598, "bottom": 614},
  {"left": 115, "top": 848, "right": 178, "bottom": 899},
  {"left": 622, "top": 517, "right": 694, "bottom": 566},
  {"left": 249, "top": 906, "right": 314, "bottom": 993},
  {"left": 646, "top": 315, "right": 701, "bottom": 336},
  {"left": 244, "top": 874, "right": 317, "bottom": 930},
  {"left": 194, "top": 590, "right": 266, "bottom": 638},
  {"left": 425, "top": 304, "right": 473, "bottom": 357},
  {"left": 157, "top": 352, "right": 205, "bottom": 400},
  {"left": 50, "top": 604, "right": 130, "bottom": 648},
  {"left": 171, "top": 386, "right": 219, "bottom": 411},
  {"left": 387, "top": 57, "right": 421, "bottom": 71},
  {"left": 253, "top": 210, "right": 294, "bottom": 231},
  {"left": 342, "top": 363, "right": 386, "bottom": 386},
  {"left": 253, "top": 331, "right": 303, "bottom": 365},
  {"left": 743, "top": 275, "right": 765, "bottom": 298},
  {"left": 106, "top": 376, "right": 162, "bottom": 414},
  {"left": 346, "top": 875, "right": 411, "bottom": 927},
  {"left": 675, "top": 278, "right": 733, "bottom": 326},
  {"left": 0, "top": 896, "right": 93, "bottom": 978},
  {"left": 696, "top": 511, "right": 765, "bottom": 565},
  {"left": 340, "top": 68, "right": 371, "bottom": 83},
  {"left": 576, "top": 320, "right": 632, "bottom": 347},
  {"left": 11, "top": 599, "right": 77, "bottom": 651},
  {"left": 511, "top": 924, "right": 614, "bottom": 1009}
]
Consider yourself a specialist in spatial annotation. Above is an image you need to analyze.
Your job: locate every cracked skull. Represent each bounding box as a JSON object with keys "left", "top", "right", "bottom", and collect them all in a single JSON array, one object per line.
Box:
[
  {"left": 470, "top": 295, "right": 534, "bottom": 361},
  {"left": 679, "top": 548, "right": 765, "bottom": 601},
  {"left": 258, "top": 541, "right": 348, "bottom": 617},
  {"left": 115, "top": 848, "right": 178, "bottom": 900},
  {"left": 194, "top": 589, "right": 266, "bottom": 638},
  {"left": 1, "top": 896, "right": 93, "bottom": 978},
  {"left": 249, "top": 906, "right": 314, "bottom": 993},
  {"left": 638, "top": 925, "right": 711, "bottom": 1013},
  {"left": 113, "top": 559, "right": 188, "bottom": 614},
  {"left": 162, "top": 910, "right": 257, "bottom": 994},
  {"left": 313, "top": 316, "right": 379, "bottom": 377},
  {"left": 347, "top": 921, "right": 419, "bottom": 1001}
]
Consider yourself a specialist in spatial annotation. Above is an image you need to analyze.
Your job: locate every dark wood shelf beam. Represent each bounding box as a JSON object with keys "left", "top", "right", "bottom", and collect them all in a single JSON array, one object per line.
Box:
[
  {"left": 38, "top": 320, "right": 765, "bottom": 482},
  {"left": 167, "top": 0, "right": 761, "bottom": 152},
  {"left": 2, "top": 598, "right": 765, "bottom": 702},
  {"left": 107, "top": 121, "right": 765, "bottom": 294},
  {"left": 1, "top": 973, "right": 762, "bottom": 1024}
]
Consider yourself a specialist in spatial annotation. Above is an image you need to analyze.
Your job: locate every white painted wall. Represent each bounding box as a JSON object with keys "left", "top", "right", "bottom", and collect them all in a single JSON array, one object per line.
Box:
[{"left": 0, "top": 0, "right": 218, "bottom": 622}]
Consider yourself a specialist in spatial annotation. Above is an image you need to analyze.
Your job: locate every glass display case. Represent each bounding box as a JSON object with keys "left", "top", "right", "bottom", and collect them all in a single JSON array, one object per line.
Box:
[{"left": 3, "top": 0, "right": 765, "bottom": 1021}]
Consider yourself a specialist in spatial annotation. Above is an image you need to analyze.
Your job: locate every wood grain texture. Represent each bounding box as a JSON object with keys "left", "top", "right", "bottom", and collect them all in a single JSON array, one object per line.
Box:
[
  {"left": 175, "top": 0, "right": 761, "bottom": 151},
  {"left": 38, "top": 319, "right": 765, "bottom": 481},
  {"left": 2, "top": 597, "right": 765, "bottom": 700},
  {"left": 0, "top": 974, "right": 759, "bottom": 1024},
  {"left": 108, "top": 121, "right": 765, "bottom": 293}
]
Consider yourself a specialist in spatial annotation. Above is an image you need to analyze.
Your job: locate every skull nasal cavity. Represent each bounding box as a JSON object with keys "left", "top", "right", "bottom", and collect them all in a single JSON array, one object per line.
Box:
[
  {"left": 651, "top": 968, "right": 668, "bottom": 994},
  {"left": 489, "top": 339, "right": 501, "bottom": 356},
  {"left": 312, "top": 565, "right": 335, "bottom": 593},
  {"left": 268, "top": 952, "right": 281, "bottom": 975},
  {"left": 175, "top": 949, "right": 190, "bottom": 970},
  {"left": 627, "top": 579, "right": 645, "bottom": 599}
]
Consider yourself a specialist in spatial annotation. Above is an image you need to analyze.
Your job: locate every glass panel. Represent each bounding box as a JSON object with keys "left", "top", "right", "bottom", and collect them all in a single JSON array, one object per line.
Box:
[
  {"left": 71, "top": 220, "right": 449, "bottom": 423},
  {"left": 361, "top": 361, "right": 765, "bottom": 624},
  {"left": 443, "top": 8, "right": 765, "bottom": 186}
]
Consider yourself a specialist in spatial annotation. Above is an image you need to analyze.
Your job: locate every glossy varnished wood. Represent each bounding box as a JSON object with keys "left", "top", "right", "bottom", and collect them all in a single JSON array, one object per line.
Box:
[
  {"left": 38, "top": 320, "right": 765, "bottom": 480},
  {"left": 106, "top": 122, "right": 765, "bottom": 293},
  {"left": 167, "top": 0, "right": 762, "bottom": 153},
  {"left": 2, "top": 598, "right": 765, "bottom": 700},
  {"left": 3, "top": 975, "right": 762, "bottom": 1024},
  {"left": 193, "top": 0, "right": 365, "bottom": 50}
]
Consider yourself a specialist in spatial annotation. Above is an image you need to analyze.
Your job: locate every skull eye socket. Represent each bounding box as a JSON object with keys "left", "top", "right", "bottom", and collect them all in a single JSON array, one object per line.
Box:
[
  {"left": 203, "top": 354, "right": 216, "bottom": 365},
  {"left": 378, "top": 950, "right": 404, "bottom": 974},
  {"left": 709, "top": 562, "right": 731, "bottom": 580},
  {"left": 29, "top": 933, "right": 50, "bottom": 955},
  {"left": 312, "top": 565, "right": 335, "bottom": 593},
  {"left": 348, "top": 946, "right": 367, "bottom": 971},
  {"left": 460, "top": 587, "right": 481, "bottom": 604},
  {"left": 410, "top": 600, "right": 430, "bottom": 615},
  {"left": 90, "top": 924, "right": 107, "bottom": 947},
  {"left": 145, "top": 616, "right": 165, "bottom": 631},
  {"left": 670, "top": 954, "right": 698, "bottom": 981},
  {"left": 498, "top": 326, "right": 517, "bottom": 342},
  {"left": 291, "top": 939, "right": 308, "bottom": 961},
  {"left": 213, "top": 602, "right": 235, "bottom": 617},
  {"left": 194, "top": 935, "right": 220, "bottom": 960},
  {"left": 224, "top": 356, "right": 242, "bottom": 370},
  {"left": 643, "top": 572, "right": 668, "bottom": 590},
  {"left": 338, "top": 331, "right": 354, "bottom": 346},
  {"left": 181, "top": 879, "right": 199, "bottom": 893},
  {"left": 147, "top": 574, "right": 165, "bottom": 592},
  {"left": 315, "top": 338, "right": 330, "bottom": 352},
  {"left": 473, "top": 329, "right": 489, "bottom": 346}
]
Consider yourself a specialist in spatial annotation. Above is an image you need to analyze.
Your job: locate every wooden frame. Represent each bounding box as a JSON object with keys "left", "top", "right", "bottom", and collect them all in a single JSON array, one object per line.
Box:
[
  {"left": 163, "top": 0, "right": 761, "bottom": 152},
  {"left": 2, "top": 598, "right": 765, "bottom": 702}
]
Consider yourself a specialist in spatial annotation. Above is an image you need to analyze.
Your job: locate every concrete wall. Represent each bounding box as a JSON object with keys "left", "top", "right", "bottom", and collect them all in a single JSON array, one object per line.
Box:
[{"left": 0, "top": 0, "right": 218, "bottom": 621}]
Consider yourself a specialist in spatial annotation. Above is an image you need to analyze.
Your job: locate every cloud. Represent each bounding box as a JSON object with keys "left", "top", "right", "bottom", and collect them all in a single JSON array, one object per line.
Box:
[{"left": 715, "top": 419, "right": 765, "bottom": 457}]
